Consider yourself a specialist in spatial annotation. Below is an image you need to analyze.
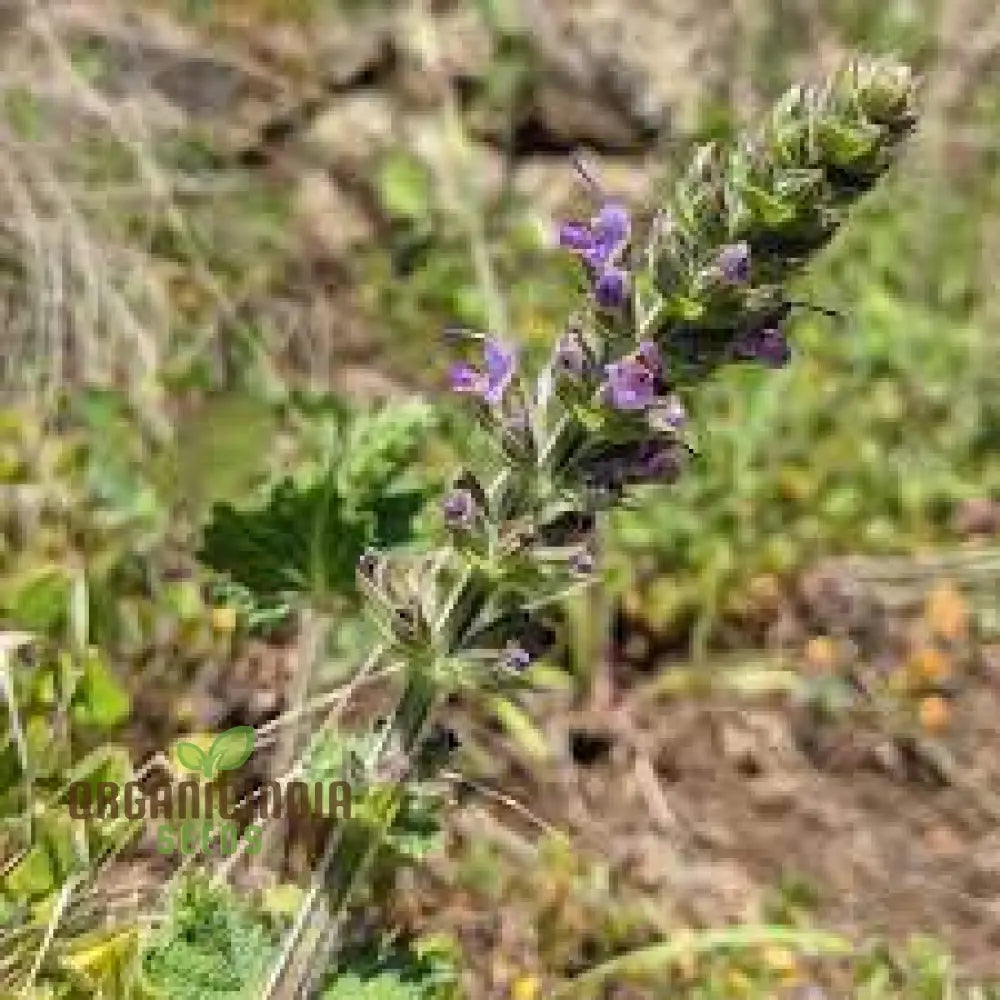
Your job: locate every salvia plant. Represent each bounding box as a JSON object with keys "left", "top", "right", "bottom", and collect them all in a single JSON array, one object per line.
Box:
[
  {"left": 1, "top": 57, "right": 921, "bottom": 998},
  {"left": 235, "top": 56, "right": 921, "bottom": 988}
]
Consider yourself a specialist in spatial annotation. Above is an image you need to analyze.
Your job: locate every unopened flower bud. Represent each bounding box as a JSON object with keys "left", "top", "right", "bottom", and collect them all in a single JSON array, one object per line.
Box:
[
  {"left": 501, "top": 642, "right": 531, "bottom": 672},
  {"left": 442, "top": 488, "right": 477, "bottom": 530}
]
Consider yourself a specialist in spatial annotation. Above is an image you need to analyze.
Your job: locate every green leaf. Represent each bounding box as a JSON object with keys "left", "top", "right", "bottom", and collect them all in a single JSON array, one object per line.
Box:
[
  {"left": 488, "top": 695, "right": 549, "bottom": 761},
  {"left": 199, "top": 399, "right": 433, "bottom": 601},
  {"left": 321, "top": 935, "right": 460, "bottom": 1000},
  {"left": 3, "top": 88, "right": 44, "bottom": 141},
  {"left": 175, "top": 742, "right": 208, "bottom": 774},
  {"left": 3, "top": 844, "right": 54, "bottom": 900},
  {"left": 377, "top": 151, "right": 431, "bottom": 221},
  {"left": 381, "top": 790, "right": 445, "bottom": 862},
  {"left": 1, "top": 567, "right": 71, "bottom": 635},
  {"left": 818, "top": 117, "right": 881, "bottom": 168},
  {"left": 206, "top": 726, "right": 255, "bottom": 777},
  {"left": 740, "top": 182, "right": 797, "bottom": 228},
  {"left": 199, "top": 475, "right": 369, "bottom": 600},
  {"left": 70, "top": 650, "right": 130, "bottom": 729},
  {"left": 141, "top": 878, "right": 277, "bottom": 999},
  {"left": 553, "top": 926, "right": 853, "bottom": 997},
  {"left": 173, "top": 391, "right": 280, "bottom": 510},
  {"left": 338, "top": 400, "right": 437, "bottom": 504},
  {"left": 369, "top": 490, "right": 430, "bottom": 549}
]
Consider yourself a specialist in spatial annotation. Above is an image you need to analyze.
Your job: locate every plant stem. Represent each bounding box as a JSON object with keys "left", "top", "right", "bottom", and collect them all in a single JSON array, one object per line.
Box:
[
  {"left": 262, "top": 666, "right": 440, "bottom": 997},
  {"left": 590, "top": 511, "right": 614, "bottom": 711}
]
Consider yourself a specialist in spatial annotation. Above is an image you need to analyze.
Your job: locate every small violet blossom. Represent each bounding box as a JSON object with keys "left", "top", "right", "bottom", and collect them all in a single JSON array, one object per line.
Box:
[
  {"left": 558, "top": 201, "right": 632, "bottom": 309},
  {"left": 635, "top": 442, "right": 683, "bottom": 484},
  {"left": 734, "top": 325, "right": 791, "bottom": 368},
  {"left": 603, "top": 340, "right": 662, "bottom": 411},
  {"left": 594, "top": 266, "right": 629, "bottom": 309},
  {"left": 501, "top": 642, "right": 532, "bottom": 672},
  {"left": 716, "top": 241, "right": 751, "bottom": 285},
  {"left": 442, "top": 488, "right": 477, "bottom": 530},
  {"left": 450, "top": 337, "right": 517, "bottom": 405}
]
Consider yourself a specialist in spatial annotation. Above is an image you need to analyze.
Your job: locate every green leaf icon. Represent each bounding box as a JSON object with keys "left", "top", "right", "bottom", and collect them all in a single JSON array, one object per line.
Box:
[
  {"left": 175, "top": 741, "right": 208, "bottom": 775},
  {"left": 204, "top": 726, "right": 255, "bottom": 779}
]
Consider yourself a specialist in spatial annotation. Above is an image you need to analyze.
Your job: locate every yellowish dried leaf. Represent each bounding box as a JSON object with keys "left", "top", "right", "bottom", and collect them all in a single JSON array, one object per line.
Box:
[
  {"left": 512, "top": 976, "right": 540, "bottom": 1000},
  {"left": 763, "top": 946, "right": 799, "bottom": 982},
  {"left": 888, "top": 668, "right": 909, "bottom": 695},
  {"left": 925, "top": 582, "right": 967, "bottom": 642},
  {"left": 919, "top": 695, "right": 950, "bottom": 733},
  {"left": 211, "top": 605, "right": 238, "bottom": 633},
  {"left": 804, "top": 635, "right": 838, "bottom": 672},
  {"left": 725, "top": 969, "right": 754, "bottom": 996},
  {"left": 747, "top": 573, "right": 783, "bottom": 612},
  {"left": 906, "top": 645, "right": 951, "bottom": 684}
]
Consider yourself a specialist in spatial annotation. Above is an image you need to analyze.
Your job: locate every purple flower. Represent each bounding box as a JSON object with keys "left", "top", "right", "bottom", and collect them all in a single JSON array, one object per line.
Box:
[
  {"left": 636, "top": 340, "right": 661, "bottom": 375},
  {"left": 587, "top": 202, "right": 631, "bottom": 265},
  {"left": 595, "top": 266, "right": 629, "bottom": 308},
  {"left": 450, "top": 337, "right": 518, "bottom": 404},
  {"left": 450, "top": 363, "right": 484, "bottom": 393},
  {"left": 500, "top": 642, "right": 532, "bottom": 672},
  {"left": 734, "top": 326, "right": 791, "bottom": 368},
  {"left": 442, "top": 488, "right": 476, "bottom": 530},
  {"left": 559, "top": 202, "right": 631, "bottom": 268},
  {"left": 716, "top": 241, "right": 751, "bottom": 285},
  {"left": 483, "top": 339, "right": 517, "bottom": 400},
  {"left": 604, "top": 356, "right": 657, "bottom": 410},
  {"left": 602, "top": 342, "right": 663, "bottom": 412},
  {"left": 558, "top": 199, "right": 632, "bottom": 309},
  {"left": 636, "top": 442, "right": 683, "bottom": 483},
  {"left": 558, "top": 223, "right": 596, "bottom": 252},
  {"left": 584, "top": 439, "right": 685, "bottom": 492}
]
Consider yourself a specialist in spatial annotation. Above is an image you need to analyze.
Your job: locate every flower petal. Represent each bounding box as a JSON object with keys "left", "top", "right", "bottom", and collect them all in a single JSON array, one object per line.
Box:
[
  {"left": 483, "top": 337, "right": 517, "bottom": 403},
  {"left": 735, "top": 326, "right": 791, "bottom": 368},
  {"left": 604, "top": 357, "right": 656, "bottom": 410},
  {"left": 594, "top": 266, "right": 629, "bottom": 308},
  {"left": 450, "top": 362, "right": 486, "bottom": 394},
  {"left": 717, "top": 241, "right": 751, "bottom": 284},
  {"left": 442, "top": 488, "right": 477, "bottom": 529},
  {"left": 636, "top": 340, "right": 661, "bottom": 374},
  {"left": 594, "top": 202, "right": 631, "bottom": 247},
  {"left": 558, "top": 222, "right": 596, "bottom": 251}
]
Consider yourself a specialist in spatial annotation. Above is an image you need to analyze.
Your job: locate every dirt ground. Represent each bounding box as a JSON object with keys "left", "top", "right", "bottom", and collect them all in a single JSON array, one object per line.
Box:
[
  {"left": 96, "top": 553, "right": 1000, "bottom": 996},
  {"left": 403, "top": 561, "right": 1000, "bottom": 996}
]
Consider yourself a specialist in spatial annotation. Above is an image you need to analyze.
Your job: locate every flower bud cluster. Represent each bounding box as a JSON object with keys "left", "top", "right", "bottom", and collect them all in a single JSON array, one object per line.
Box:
[{"left": 356, "top": 58, "right": 918, "bottom": 682}]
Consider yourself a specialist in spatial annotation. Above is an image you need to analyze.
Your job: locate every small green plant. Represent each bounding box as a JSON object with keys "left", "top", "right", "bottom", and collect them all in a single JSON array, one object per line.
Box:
[
  {"left": 199, "top": 396, "right": 439, "bottom": 609},
  {"left": 321, "top": 936, "right": 461, "bottom": 1000},
  {"left": 141, "top": 878, "right": 279, "bottom": 999}
]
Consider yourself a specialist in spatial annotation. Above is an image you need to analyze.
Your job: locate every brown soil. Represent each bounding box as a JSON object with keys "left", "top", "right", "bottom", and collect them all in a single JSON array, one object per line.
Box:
[{"left": 408, "top": 596, "right": 1000, "bottom": 995}]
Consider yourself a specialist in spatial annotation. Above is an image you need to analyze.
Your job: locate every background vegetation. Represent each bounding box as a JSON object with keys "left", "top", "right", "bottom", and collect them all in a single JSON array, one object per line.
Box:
[{"left": 3, "top": 0, "right": 1000, "bottom": 996}]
